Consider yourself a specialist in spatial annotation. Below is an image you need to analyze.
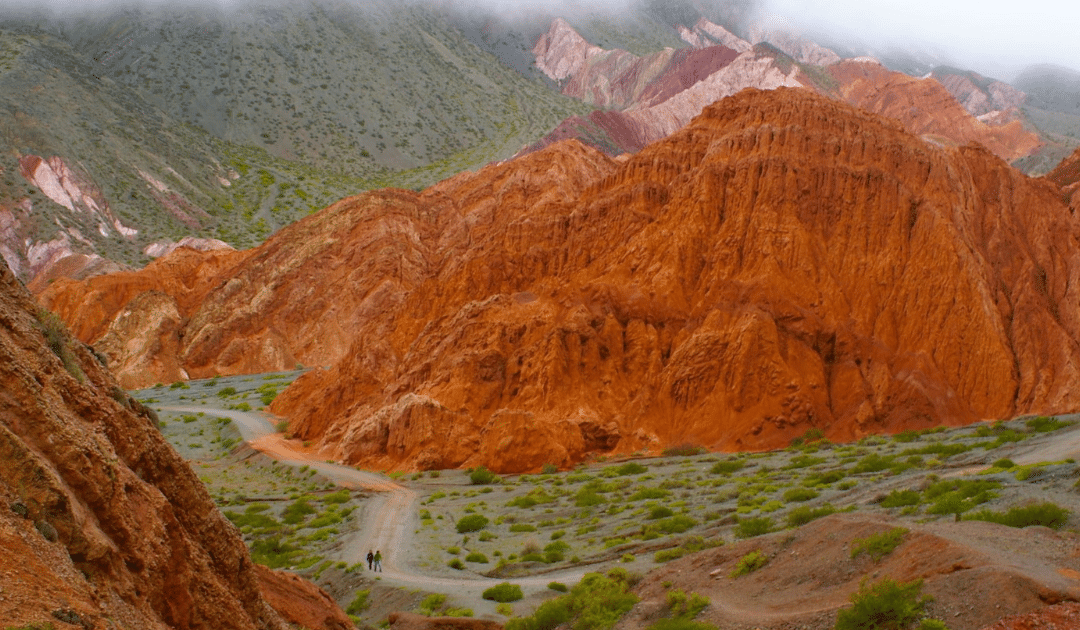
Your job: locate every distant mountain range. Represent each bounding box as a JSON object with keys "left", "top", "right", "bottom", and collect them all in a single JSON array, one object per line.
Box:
[{"left": 1, "top": 0, "right": 1078, "bottom": 286}]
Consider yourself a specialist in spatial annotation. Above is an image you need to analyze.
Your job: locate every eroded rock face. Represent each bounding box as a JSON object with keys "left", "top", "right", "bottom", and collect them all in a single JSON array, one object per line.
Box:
[
  {"left": 524, "top": 20, "right": 1041, "bottom": 166},
  {"left": 41, "top": 89, "right": 1080, "bottom": 473},
  {"left": 0, "top": 264, "right": 289, "bottom": 628}
]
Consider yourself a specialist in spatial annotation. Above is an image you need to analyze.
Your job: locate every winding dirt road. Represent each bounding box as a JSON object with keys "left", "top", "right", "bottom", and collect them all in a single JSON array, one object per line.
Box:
[{"left": 161, "top": 405, "right": 588, "bottom": 598}]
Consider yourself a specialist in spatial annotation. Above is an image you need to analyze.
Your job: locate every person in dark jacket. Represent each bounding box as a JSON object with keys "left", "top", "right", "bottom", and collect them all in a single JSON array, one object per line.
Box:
[{"left": 366, "top": 549, "right": 374, "bottom": 571}]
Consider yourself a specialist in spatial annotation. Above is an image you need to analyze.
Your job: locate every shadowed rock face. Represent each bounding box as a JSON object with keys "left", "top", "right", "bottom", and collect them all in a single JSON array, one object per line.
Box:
[
  {"left": 0, "top": 264, "right": 289, "bottom": 628},
  {"left": 42, "top": 88, "right": 1080, "bottom": 473}
]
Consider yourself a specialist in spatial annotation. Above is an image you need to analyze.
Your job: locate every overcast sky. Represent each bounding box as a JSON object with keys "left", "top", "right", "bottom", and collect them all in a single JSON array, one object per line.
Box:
[
  {"left": 4, "top": 0, "right": 1075, "bottom": 80},
  {"left": 761, "top": 0, "right": 1079, "bottom": 79}
]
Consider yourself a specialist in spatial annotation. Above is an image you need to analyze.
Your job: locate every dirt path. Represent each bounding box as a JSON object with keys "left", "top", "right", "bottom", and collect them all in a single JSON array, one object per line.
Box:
[{"left": 160, "top": 405, "right": 588, "bottom": 597}]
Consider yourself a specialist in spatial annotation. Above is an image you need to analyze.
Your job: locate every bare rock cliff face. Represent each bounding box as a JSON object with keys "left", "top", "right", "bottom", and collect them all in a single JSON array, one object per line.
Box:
[
  {"left": 0, "top": 263, "right": 290, "bottom": 629},
  {"left": 41, "top": 89, "right": 1080, "bottom": 473}
]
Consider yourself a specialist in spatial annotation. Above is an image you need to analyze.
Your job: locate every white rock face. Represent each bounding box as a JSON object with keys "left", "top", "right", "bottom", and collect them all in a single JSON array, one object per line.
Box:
[
  {"left": 20, "top": 154, "right": 138, "bottom": 238},
  {"left": 143, "top": 236, "right": 234, "bottom": 259},
  {"left": 532, "top": 18, "right": 605, "bottom": 82},
  {"left": 747, "top": 27, "right": 841, "bottom": 66},
  {"left": 625, "top": 50, "right": 806, "bottom": 144},
  {"left": 680, "top": 18, "right": 752, "bottom": 53}
]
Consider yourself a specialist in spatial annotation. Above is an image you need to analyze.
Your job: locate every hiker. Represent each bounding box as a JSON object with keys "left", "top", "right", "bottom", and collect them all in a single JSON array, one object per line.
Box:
[
  {"left": 366, "top": 549, "right": 374, "bottom": 571},
  {"left": 374, "top": 549, "right": 383, "bottom": 572}
]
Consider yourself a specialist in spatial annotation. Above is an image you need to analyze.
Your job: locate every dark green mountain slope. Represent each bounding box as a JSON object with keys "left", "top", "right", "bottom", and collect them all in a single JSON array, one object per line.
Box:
[{"left": 0, "top": 1, "right": 590, "bottom": 280}]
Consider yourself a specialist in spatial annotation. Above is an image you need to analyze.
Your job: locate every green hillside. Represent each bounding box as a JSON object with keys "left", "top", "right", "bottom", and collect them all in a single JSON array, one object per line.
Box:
[{"left": 0, "top": 2, "right": 591, "bottom": 277}]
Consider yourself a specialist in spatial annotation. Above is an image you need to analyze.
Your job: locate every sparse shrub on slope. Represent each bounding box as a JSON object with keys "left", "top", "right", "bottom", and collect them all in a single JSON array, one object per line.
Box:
[
  {"left": 505, "top": 571, "right": 638, "bottom": 630},
  {"left": 834, "top": 577, "right": 943, "bottom": 630},
  {"left": 964, "top": 502, "right": 1070, "bottom": 529}
]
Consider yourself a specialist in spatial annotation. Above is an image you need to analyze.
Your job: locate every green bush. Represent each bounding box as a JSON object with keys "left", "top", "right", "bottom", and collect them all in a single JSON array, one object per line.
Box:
[
  {"left": 575, "top": 488, "right": 607, "bottom": 507},
  {"left": 834, "top": 578, "right": 933, "bottom": 630},
  {"left": 542, "top": 463, "right": 559, "bottom": 474},
  {"left": 549, "top": 581, "right": 568, "bottom": 592},
  {"left": 785, "top": 504, "right": 837, "bottom": 527},
  {"left": 992, "top": 458, "right": 1016, "bottom": 470},
  {"left": 734, "top": 516, "right": 773, "bottom": 538},
  {"left": 644, "top": 515, "right": 698, "bottom": 537},
  {"left": 465, "top": 551, "right": 489, "bottom": 563},
  {"left": 729, "top": 550, "right": 768, "bottom": 577},
  {"left": 419, "top": 593, "right": 447, "bottom": 615},
  {"left": 649, "top": 506, "right": 675, "bottom": 519},
  {"left": 447, "top": 558, "right": 464, "bottom": 570},
  {"left": 666, "top": 589, "right": 709, "bottom": 618},
  {"left": 851, "top": 528, "right": 908, "bottom": 562},
  {"left": 609, "top": 462, "right": 648, "bottom": 476},
  {"left": 710, "top": 460, "right": 746, "bottom": 475},
  {"left": 880, "top": 490, "right": 921, "bottom": 508},
  {"left": 483, "top": 582, "right": 524, "bottom": 603},
  {"left": 509, "top": 523, "right": 537, "bottom": 532},
  {"left": 456, "top": 514, "right": 490, "bottom": 533},
  {"left": 964, "top": 502, "right": 1070, "bottom": 529},
  {"left": 628, "top": 487, "right": 670, "bottom": 501},
  {"left": 470, "top": 466, "right": 499, "bottom": 485},
  {"left": 653, "top": 536, "right": 722, "bottom": 562},
  {"left": 647, "top": 619, "right": 719, "bottom": 630},
  {"left": 505, "top": 572, "right": 638, "bottom": 630},
  {"left": 1026, "top": 416, "right": 1072, "bottom": 433},
  {"left": 783, "top": 487, "right": 819, "bottom": 502},
  {"left": 217, "top": 386, "right": 237, "bottom": 397},
  {"left": 346, "top": 589, "right": 370, "bottom": 615},
  {"left": 282, "top": 497, "right": 316, "bottom": 524}
]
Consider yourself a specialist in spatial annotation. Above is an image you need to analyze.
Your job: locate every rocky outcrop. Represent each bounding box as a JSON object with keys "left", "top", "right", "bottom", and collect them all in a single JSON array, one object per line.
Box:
[
  {"left": 1045, "top": 146, "right": 1080, "bottom": 210},
  {"left": 41, "top": 88, "right": 1080, "bottom": 473},
  {"left": 678, "top": 18, "right": 751, "bottom": 53},
  {"left": 0, "top": 264, "right": 290, "bottom": 628},
  {"left": 829, "top": 59, "right": 1042, "bottom": 162},
  {"left": 933, "top": 69, "right": 1027, "bottom": 118},
  {"left": 253, "top": 564, "right": 353, "bottom": 630},
  {"left": 526, "top": 20, "right": 1041, "bottom": 166}
]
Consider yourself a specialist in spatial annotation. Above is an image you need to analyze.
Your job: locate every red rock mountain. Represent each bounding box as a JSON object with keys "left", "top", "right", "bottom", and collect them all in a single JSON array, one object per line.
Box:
[
  {"left": 1, "top": 262, "right": 290, "bottom": 628},
  {"left": 525, "top": 20, "right": 1042, "bottom": 165},
  {"left": 41, "top": 88, "right": 1080, "bottom": 474}
]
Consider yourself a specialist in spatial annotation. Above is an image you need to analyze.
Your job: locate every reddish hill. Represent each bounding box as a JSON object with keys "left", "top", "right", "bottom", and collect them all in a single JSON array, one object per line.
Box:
[
  {"left": 1, "top": 262, "right": 293, "bottom": 628},
  {"left": 41, "top": 88, "right": 1080, "bottom": 473},
  {"left": 1046, "top": 146, "right": 1080, "bottom": 210},
  {"left": 525, "top": 20, "right": 1042, "bottom": 165}
]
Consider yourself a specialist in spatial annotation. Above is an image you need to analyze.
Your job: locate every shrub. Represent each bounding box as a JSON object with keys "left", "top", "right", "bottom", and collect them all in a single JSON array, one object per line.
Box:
[
  {"left": 470, "top": 466, "right": 499, "bottom": 485},
  {"left": 645, "top": 515, "right": 698, "bottom": 537},
  {"left": 1026, "top": 416, "right": 1072, "bottom": 433},
  {"left": 466, "top": 552, "right": 489, "bottom": 563},
  {"left": 506, "top": 572, "right": 637, "bottom": 630},
  {"left": 924, "top": 479, "right": 1000, "bottom": 516},
  {"left": 610, "top": 462, "right": 648, "bottom": 475},
  {"left": 804, "top": 470, "right": 847, "bottom": 486},
  {"left": 786, "top": 455, "right": 826, "bottom": 469},
  {"left": 964, "top": 502, "right": 1070, "bottom": 529},
  {"left": 647, "top": 619, "right": 719, "bottom": 630},
  {"left": 217, "top": 386, "right": 237, "bottom": 397},
  {"left": 666, "top": 589, "right": 709, "bottom": 618},
  {"left": 509, "top": 523, "right": 537, "bottom": 532},
  {"left": 542, "top": 463, "right": 559, "bottom": 474},
  {"left": 663, "top": 444, "right": 707, "bottom": 457},
  {"left": 447, "top": 558, "right": 464, "bottom": 570},
  {"left": 549, "top": 581, "right": 568, "bottom": 592},
  {"left": 710, "top": 460, "right": 746, "bottom": 475},
  {"left": 729, "top": 550, "right": 768, "bottom": 577},
  {"left": 483, "top": 583, "right": 524, "bottom": 603},
  {"left": 649, "top": 506, "right": 675, "bottom": 520},
  {"left": 851, "top": 528, "right": 908, "bottom": 562},
  {"left": 419, "top": 593, "right": 447, "bottom": 615},
  {"left": 879, "top": 490, "right": 921, "bottom": 508},
  {"left": 282, "top": 497, "right": 316, "bottom": 524},
  {"left": 507, "top": 489, "right": 556, "bottom": 508},
  {"left": 834, "top": 578, "right": 932, "bottom": 630},
  {"left": 653, "top": 536, "right": 722, "bottom": 562},
  {"left": 345, "top": 589, "right": 371, "bottom": 615},
  {"left": 786, "top": 504, "right": 837, "bottom": 527},
  {"left": 783, "top": 487, "right": 819, "bottom": 502},
  {"left": 496, "top": 603, "right": 514, "bottom": 616},
  {"left": 992, "top": 458, "right": 1016, "bottom": 470},
  {"left": 629, "top": 487, "right": 670, "bottom": 501},
  {"left": 734, "top": 516, "right": 773, "bottom": 538},
  {"left": 456, "top": 514, "right": 490, "bottom": 533},
  {"left": 575, "top": 488, "right": 607, "bottom": 507}
]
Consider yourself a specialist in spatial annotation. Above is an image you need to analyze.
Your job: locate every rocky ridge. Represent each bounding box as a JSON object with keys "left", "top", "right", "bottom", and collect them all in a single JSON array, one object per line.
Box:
[
  {"left": 526, "top": 19, "right": 1042, "bottom": 166},
  {"left": 42, "top": 88, "right": 1080, "bottom": 473},
  {"left": 0, "top": 261, "right": 297, "bottom": 628}
]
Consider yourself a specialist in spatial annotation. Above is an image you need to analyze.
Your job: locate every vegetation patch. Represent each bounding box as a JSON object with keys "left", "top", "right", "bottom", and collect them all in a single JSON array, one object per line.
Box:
[
  {"left": 964, "top": 502, "right": 1070, "bottom": 529},
  {"left": 730, "top": 550, "right": 769, "bottom": 577},
  {"left": 850, "top": 527, "right": 908, "bottom": 562}
]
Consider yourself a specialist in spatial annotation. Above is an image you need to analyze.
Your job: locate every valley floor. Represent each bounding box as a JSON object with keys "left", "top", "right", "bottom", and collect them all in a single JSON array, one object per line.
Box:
[{"left": 136, "top": 374, "right": 1080, "bottom": 629}]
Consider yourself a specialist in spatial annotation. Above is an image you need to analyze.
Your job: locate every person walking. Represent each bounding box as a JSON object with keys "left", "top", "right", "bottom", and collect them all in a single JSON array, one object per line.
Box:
[
  {"left": 374, "top": 549, "right": 383, "bottom": 572},
  {"left": 366, "top": 550, "right": 374, "bottom": 571}
]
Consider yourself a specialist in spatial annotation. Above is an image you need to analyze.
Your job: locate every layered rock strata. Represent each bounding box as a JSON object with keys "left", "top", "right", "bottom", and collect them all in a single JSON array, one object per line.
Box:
[
  {"left": 42, "top": 88, "right": 1080, "bottom": 472},
  {"left": 0, "top": 263, "right": 291, "bottom": 628}
]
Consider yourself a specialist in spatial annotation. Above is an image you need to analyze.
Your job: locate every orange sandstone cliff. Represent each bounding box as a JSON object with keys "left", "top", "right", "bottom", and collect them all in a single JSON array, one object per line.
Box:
[
  {"left": 42, "top": 88, "right": 1080, "bottom": 473},
  {"left": 0, "top": 263, "right": 298, "bottom": 628}
]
